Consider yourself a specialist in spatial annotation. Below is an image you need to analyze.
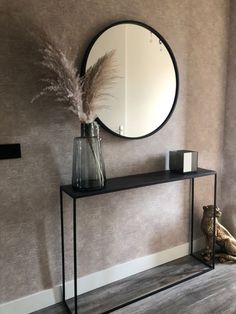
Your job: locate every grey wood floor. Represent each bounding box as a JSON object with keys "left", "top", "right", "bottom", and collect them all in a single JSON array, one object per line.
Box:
[{"left": 33, "top": 257, "right": 236, "bottom": 314}]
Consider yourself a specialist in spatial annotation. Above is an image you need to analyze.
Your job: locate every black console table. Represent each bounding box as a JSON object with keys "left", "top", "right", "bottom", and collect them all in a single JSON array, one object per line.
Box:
[{"left": 60, "top": 168, "right": 217, "bottom": 314}]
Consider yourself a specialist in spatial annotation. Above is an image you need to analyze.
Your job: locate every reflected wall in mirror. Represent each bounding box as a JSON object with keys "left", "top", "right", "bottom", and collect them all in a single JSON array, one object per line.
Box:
[{"left": 81, "top": 21, "right": 179, "bottom": 139}]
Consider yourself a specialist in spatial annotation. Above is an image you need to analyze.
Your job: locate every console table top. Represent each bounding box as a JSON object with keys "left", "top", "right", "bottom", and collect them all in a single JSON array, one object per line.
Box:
[{"left": 61, "top": 168, "right": 216, "bottom": 199}]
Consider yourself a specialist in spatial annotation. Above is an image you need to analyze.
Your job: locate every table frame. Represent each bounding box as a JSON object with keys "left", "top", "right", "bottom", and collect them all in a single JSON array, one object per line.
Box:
[{"left": 60, "top": 168, "right": 217, "bottom": 314}]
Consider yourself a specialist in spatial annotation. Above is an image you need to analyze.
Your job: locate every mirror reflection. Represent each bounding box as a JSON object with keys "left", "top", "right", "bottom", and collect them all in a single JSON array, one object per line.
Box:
[{"left": 85, "top": 22, "right": 178, "bottom": 138}]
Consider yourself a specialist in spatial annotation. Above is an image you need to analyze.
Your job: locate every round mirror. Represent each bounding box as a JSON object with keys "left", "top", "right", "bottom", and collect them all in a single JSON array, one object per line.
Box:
[{"left": 81, "top": 21, "right": 179, "bottom": 139}]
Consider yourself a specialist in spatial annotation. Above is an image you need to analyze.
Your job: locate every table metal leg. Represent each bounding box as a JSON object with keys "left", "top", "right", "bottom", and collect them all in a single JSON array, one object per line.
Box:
[
  {"left": 191, "top": 174, "right": 217, "bottom": 269},
  {"left": 212, "top": 173, "right": 217, "bottom": 269},
  {"left": 190, "top": 178, "right": 194, "bottom": 255},
  {"left": 73, "top": 198, "right": 78, "bottom": 314},
  {"left": 60, "top": 189, "right": 66, "bottom": 301}
]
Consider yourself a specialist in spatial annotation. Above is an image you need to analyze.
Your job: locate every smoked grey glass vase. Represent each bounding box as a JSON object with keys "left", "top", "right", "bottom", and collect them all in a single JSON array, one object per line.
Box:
[{"left": 72, "top": 122, "right": 106, "bottom": 191}]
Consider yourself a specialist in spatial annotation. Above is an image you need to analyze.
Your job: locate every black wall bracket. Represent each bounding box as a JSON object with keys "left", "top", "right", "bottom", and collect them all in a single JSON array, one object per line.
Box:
[{"left": 0, "top": 144, "right": 21, "bottom": 159}]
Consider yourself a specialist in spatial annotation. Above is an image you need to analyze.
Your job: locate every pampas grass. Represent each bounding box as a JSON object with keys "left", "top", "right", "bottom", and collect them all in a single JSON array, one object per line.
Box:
[
  {"left": 82, "top": 50, "right": 116, "bottom": 122},
  {"left": 32, "top": 38, "right": 116, "bottom": 123},
  {"left": 32, "top": 41, "right": 84, "bottom": 120}
]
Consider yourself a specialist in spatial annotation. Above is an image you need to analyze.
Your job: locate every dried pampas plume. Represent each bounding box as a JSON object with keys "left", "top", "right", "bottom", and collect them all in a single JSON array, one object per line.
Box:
[
  {"left": 82, "top": 50, "right": 117, "bottom": 122},
  {"left": 32, "top": 37, "right": 117, "bottom": 123},
  {"left": 32, "top": 40, "right": 83, "bottom": 120}
]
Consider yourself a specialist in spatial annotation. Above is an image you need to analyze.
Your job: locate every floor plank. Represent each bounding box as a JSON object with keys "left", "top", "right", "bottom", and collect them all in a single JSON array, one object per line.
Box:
[{"left": 32, "top": 255, "right": 235, "bottom": 314}]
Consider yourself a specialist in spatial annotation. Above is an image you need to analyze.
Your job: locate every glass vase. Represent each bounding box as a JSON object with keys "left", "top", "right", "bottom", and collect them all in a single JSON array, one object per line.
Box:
[{"left": 72, "top": 122, "right": 106, "bottom": 191}]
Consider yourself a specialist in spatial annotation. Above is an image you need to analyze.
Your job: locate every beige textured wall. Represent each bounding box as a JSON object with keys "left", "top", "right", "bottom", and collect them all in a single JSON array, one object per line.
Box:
[
  {"left": 222, "top": 1, "right": 236, "bottom": 236},
  {"left": 0, "top": 0, "right": 229, "bottom": 303}
]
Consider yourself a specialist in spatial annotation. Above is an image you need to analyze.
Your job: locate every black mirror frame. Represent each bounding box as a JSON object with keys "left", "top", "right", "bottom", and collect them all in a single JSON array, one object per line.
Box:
[{"left": 81, "top": 20, "right": 179, "bottom": 140}]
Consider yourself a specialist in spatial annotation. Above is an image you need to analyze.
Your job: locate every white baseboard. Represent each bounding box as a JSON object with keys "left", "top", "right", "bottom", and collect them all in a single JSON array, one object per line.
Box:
[{"left": 0, "top": 239, "right": 204, "bottom": 314}]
